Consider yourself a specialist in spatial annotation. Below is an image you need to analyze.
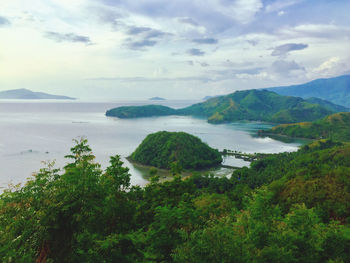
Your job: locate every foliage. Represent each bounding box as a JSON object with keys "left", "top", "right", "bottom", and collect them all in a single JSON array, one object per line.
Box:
[
  {"left": 267, "top": 112, "right": 350, "bottom": 141},
  {"left": 130, "top": 131, "right": 222, "bottom": 170},
  {"left": 1, "top": 138, "right": 350, "bottom": 262},
  {"left": 106, "top": 105, "right": 176, "bottom": 118}
]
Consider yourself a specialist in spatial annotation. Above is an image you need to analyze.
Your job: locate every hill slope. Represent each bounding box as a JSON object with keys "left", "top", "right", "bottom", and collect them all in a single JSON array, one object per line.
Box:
[
  {"left": 0, "top": 88, "right": 75, "bottom": 100},
  {"left": 130, "top": 131, "right": 222, "bottom": 170},
  {"left": 266, "top": 112, "right": 350, "bottom": 141},
  {"left": 267, "top": 75, "right": 350, "bottom": 107},
  {"left": 178, "top": 89, "right": 335, "bottom": 124}
]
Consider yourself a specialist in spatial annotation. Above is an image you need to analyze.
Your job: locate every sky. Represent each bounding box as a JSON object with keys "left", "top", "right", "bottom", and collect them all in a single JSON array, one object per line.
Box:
[{"left": 0, "top": 0, "right": 350, "bottom": 100}]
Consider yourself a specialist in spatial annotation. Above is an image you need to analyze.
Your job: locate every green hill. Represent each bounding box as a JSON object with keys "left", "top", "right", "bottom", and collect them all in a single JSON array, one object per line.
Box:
[
  {"left": 305, "top": 97, "right": 349, "bottom": 112},
  {"left": 106, "top": 105, "right": 176, "bottom": 118},
  {"left": 266, "top": 112, "right": 350, "bottom": 141},
  {"left": 130, "top": 131, "right": 222, "bottom": 170},
  {"left": 107, "top": 90, "right": 339, "bottom": 124},
  {"left": 267, "top": 75, "right": 350, "bottom": 107},
  {"left": 178, "top": 89, "right": 335, "bottom": 124}
]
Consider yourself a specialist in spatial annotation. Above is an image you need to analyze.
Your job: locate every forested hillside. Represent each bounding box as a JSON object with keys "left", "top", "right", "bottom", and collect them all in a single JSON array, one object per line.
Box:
[
  {"left": 1, "top": 138, "right": 349, "bottom": 262},
  {"left": 266, "top": 112, "right": 350, "bottom": 141},
  {"left": 178, "top": 89, "right": 334, "bottom": 124}
]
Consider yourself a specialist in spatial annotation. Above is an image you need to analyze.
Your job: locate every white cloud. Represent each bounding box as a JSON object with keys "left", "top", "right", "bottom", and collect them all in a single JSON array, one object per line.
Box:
[
  {"left": 310, "top": 57, "right": 349, "bottom": 78},
  {"left": 279, "top": 24, "right": 350, "bottom": 39},
  {"left": 265, "top": 0, "right": 304, "bottom": 13},
  {"left": 212, "top": 0, "right": 263, "bottom": 24}
]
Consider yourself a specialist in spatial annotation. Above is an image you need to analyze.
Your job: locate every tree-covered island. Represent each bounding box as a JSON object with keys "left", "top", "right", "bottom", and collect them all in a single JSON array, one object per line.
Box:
[{"left": 129, "top": 131, "right": 222, "bottom": 170}]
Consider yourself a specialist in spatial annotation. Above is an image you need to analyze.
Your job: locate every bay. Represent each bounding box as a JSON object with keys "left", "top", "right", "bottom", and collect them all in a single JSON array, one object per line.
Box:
[{"left": 0, "top": 100, "right": 307, "bottom": 190}]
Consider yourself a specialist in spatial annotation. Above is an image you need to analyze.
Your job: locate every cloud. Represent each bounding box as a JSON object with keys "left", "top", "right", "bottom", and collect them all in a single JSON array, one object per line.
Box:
[
  {"left": 192, "top": 38, "right": 218, "bottom": 44},
  {"left": 177, "top": 17, "right": 198, "bottom": 26},
  {"left": 279, "top": 24, "right": 350, "bottom": 39},
  {"left": 45, "top": 32, "right": 92, "bottom": 44},
  {"left": 88, "top": 75, "right": 213, "bottom": 83},
  {"left": 199, "top": 62, "right": 209, "bottom": 67},
  {"left": 310, "top": 57, "right": 349, "bottom": 78},
  {"left": 126, "top": 39, "right": 157, "bottom": 49},
  {"left": 124, "top": 26, "right": 171, "bottom": 50},
  {"left": 187, "top": 48, "right": 205, "bottom": 56},
  {"left": 271, "top": 43, "right": 308, "bottom": 56},
  {"left": 0, "top": 16, "right": 10, "bottom": 26},
  {"left": 215, "top": 0, "right": 263, "bottom": 24},
  {"left": 265, "top": 0, "right": 304, "bottom": 13},
  {"left": 271, "top": 60, "right": 305, "bottom": 77}
]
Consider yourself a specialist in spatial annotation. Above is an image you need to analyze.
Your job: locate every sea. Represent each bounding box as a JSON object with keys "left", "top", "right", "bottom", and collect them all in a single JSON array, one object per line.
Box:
[{"left": 0, "top": 99, "right": 308, "bottom": 190}]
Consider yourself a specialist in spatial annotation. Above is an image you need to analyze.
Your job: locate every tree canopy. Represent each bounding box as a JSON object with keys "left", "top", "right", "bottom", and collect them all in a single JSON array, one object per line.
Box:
[{"left": 130, "top": 131, "right": 222, "bottom": 170}]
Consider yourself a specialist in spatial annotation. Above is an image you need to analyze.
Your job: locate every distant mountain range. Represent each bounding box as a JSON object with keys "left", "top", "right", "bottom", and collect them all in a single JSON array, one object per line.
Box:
[
  {"left": 266, "top": 75, "right": 350, "bottom": 107},
  {"left": 106, "top": 89, "right": 347, "bottom": 124},
  {"left": 0, "top": 89, "right": 76, "bottom": 100},
  {"left": 202, "top": 95, "right": 220, "bottom": 100}
]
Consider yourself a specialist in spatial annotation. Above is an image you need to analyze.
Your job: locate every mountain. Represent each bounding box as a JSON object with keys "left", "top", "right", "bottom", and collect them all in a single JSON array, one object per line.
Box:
[
  {"left": 149, "top": 96, "right": 166, "bottom": 101},
  {"left": 305, "top": 97, "right": 349, "bottom": 112},
  {"left": 107, "top": 90, "right": 341, "bottom": 124},
  {"left": 178, "top": 89, "right": 335, "bottom": 124},
  {"left": 265, "top": 112, "right": 350, "bottom": 141},
  {"left": 0, "top": 88, "right": 76, "bottom": 100},
  {"left": 130, "top": 131, "right": 222, "bottom": 170},
  {"left": 266, "top": 75, "right": 350, "bottom": 107}
]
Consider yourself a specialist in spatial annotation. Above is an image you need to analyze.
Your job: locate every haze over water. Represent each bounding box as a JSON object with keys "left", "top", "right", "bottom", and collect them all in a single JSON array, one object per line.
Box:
[{"left": 0, "top": 100, "right": 305, "bottom": 190}]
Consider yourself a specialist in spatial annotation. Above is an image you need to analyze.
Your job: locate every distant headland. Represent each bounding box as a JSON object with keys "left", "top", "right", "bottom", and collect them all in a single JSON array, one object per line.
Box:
[
  {"left": 0, "top": 88, "right": 76, "bottom": 100},
  {"left": 149, "top": 97, "right": 166, "bottom": 101}
]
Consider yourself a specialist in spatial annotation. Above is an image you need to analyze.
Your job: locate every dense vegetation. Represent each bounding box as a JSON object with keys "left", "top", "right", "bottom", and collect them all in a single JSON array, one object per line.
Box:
[
  {"left": 304, "top": 97, "right": 349, "bottom": 112},
  {"left": 106, "top": 105, "right": 176, "bottom": 118},
  {"left": 266, "top": 112, "right": 350, "bottom": 141},
  {"left": 178, "top": 89, "right": 335, "bottom": 124},
  {"left": 1, "top": 138, "right": 350, "bottom": 262},
  {"left": 130, "top": 131, "right": 222, "bottom": 170},
  {"left": 267, "top": 74, "right": 350, "bottom": 107},
  {"left": 106, "top": 90, "right": 339, "bottom": 124}
]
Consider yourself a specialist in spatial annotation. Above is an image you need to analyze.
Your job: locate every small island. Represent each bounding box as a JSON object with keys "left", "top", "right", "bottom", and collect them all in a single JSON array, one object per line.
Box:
[
  {"left": 106, "top": 105, "right": 176, "bottom": 118},
  {"left": 129, "top": 131, "right": 222, "bottom": 170},
  {"left": 149, "top": 96, "right": 166, "bottom": 101}
]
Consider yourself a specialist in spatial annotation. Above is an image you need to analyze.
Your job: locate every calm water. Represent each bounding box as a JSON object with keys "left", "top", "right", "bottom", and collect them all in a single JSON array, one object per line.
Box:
[{"left": 0, "top": 100, "right": 307, "bottom": 190}]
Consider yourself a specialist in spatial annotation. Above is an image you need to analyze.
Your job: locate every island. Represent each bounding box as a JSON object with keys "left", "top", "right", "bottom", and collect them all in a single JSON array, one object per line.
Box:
[
  {"left": 149, "top": 96, "right": 166, "bottom": 101},
  {"left": 264, "top": 112, "right": 350, "bottom": 142},
  {"left": 106, "top": 89, "right": 340, "bottom": 124},
  {"left": 106, "top": 105, "right": 176, "bottom": 118},
  {"left": 0, "top": 88, "right": 76, "bottom": 100},
  {"left": 129, "top": 131, "right": 222, "bottom": 170}
]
